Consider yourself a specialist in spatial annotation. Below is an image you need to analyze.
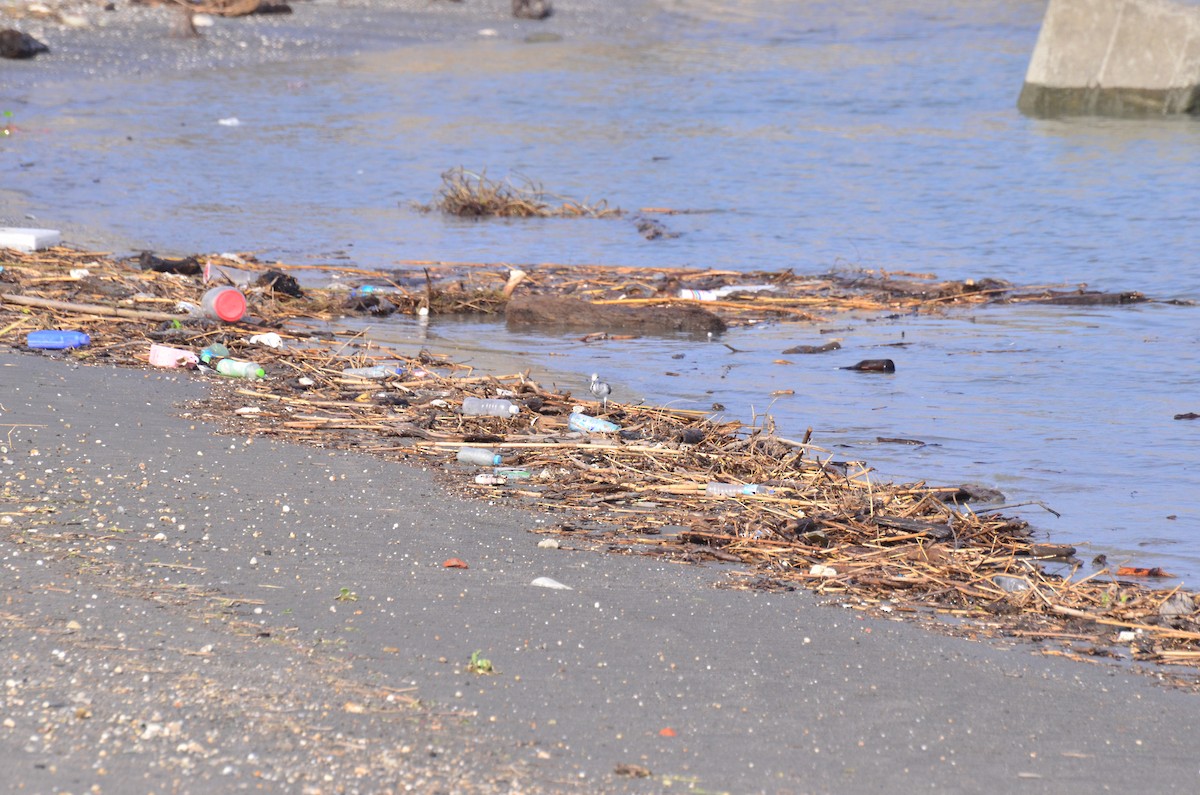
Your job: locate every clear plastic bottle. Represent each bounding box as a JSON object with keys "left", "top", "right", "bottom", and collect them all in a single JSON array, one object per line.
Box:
[
  {"left": 568, "top": 412, "right": 620, "bottom": 433},
  {"left": 457, "top": 447, "right": 503, "bottom": 466},
  {"left": 677, "top": 284, "right": 777, "bottom": 302},
  {"left": 705, "top": 482, "right": 772, "bottom": 497},
  {"left": 461, "top": 397, "right": 519, "bottom": 417},
  {"left": 342, "top": 365, "right": 403, "bottom": 379},
  {"left": 199, "top": 343, "right": 230, "bottom": 364}
]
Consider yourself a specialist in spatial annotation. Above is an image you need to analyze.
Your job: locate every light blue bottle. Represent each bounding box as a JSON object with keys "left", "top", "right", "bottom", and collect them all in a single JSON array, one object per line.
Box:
[{"left": 568, "top": 412, "right": 620, "bottom": 433}]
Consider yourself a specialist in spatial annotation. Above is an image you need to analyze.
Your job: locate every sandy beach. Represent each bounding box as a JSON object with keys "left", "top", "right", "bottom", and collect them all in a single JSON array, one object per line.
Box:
[
  {"left": 4, "top": 2, "right": 1200, "bottom": 793},
  {"left": 4, "top": 351, "right": 1200, "bottom": 794}
]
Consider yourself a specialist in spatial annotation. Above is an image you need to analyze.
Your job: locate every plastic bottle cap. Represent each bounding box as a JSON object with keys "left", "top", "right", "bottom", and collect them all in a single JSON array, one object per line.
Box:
[{"left": 204, "top": 288, "right": 246, "bottom": 322}]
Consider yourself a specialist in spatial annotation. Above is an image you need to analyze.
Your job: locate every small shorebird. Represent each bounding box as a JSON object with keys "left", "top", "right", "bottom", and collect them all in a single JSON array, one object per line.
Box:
[{"left": 590, "top": 373, "right": 612, "bottom": 409}]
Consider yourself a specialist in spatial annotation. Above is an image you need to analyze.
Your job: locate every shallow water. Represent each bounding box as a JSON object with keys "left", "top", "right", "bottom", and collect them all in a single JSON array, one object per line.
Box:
[{"left": 3, "top": 1, "right": 1199, "bottom": 577}]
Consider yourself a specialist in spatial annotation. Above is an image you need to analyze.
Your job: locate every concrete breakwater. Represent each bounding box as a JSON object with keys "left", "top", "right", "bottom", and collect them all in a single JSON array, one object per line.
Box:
[{"left": 1019, "top": 0, "right": 1200, "bottom": 115}]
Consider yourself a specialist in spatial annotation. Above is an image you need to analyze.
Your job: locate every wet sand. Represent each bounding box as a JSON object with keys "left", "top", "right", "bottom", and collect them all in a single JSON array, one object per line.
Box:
[{"left": 3, "top": 3, "right": 1200, "bottom": 792}]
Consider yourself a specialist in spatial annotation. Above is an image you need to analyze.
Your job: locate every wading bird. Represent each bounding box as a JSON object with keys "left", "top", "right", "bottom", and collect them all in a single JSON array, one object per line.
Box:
[{"left": 590, "top": 373, "right": 612, "bottom": 409}]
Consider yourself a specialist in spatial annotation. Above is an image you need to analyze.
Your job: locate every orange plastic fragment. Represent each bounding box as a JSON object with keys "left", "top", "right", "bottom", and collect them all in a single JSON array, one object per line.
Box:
[
  {"left": 659, "top": 727, "right": 677, "bottom": 738},
  {"left": 443, "top": 558, "right": 469, "bottom": 569},
  {"left": 1115, "top": 566, "right": 1173, "bottom": 578}
]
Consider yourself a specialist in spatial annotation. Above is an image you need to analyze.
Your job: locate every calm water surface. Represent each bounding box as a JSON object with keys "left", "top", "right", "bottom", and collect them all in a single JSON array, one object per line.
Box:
[{"left": 4, "top": 1, "right": 1199, "bottom": 576}]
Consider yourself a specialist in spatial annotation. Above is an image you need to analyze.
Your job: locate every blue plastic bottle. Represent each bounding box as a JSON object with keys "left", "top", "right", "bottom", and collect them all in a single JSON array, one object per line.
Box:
[{"left": 26, "top": 330, "right": 90, "bottom": 349}]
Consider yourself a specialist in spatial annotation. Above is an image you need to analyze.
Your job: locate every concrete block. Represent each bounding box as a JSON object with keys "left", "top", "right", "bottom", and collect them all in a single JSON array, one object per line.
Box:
[
  {"left": 0, "top": 227, "right": 61, "bottom": 252},
  {"left": 1019, "top": 0, "right": 1200, "bottom": 116}
]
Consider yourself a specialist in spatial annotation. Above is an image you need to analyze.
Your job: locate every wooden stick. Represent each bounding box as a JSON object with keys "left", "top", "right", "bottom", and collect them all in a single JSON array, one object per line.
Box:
[{"left": 1, "top": 293, "right": 187, "bottom": 322}]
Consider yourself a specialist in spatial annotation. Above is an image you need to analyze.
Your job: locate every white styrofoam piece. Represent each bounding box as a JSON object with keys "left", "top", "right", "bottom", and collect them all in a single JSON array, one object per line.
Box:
[{"left": 0, "top": 227, "right": 61, "bottom": 252}]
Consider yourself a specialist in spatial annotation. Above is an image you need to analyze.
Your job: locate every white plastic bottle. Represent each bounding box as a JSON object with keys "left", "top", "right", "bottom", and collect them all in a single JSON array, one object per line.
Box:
[
  {"left": 342, "top": 365, "right": 403, "bottom": 379},
  {"left": 461, "top": 397, "right": 519, "bottom": 417},
  {"left": 705, "top": 482, "right": 772, "bottom": 497}
]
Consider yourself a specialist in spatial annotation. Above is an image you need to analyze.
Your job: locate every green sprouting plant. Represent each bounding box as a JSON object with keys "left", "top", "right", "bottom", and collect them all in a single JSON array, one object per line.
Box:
[
  {"left": 468, "top": 650, "right": 494, "bottom": 674},
  {"left": 335, "top": 587, "right": 358, "bottom": 602}
]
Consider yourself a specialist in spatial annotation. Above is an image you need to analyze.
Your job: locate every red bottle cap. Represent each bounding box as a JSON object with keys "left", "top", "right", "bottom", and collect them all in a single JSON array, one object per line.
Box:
[{"left": 204, "top": 287, "right": 246, "bottom": 322}]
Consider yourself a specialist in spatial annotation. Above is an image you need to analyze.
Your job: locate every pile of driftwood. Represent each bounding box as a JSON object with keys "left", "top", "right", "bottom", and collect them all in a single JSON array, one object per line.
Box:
[{"left": 3, "top": 247, "right": 1198, "bottom": 679}]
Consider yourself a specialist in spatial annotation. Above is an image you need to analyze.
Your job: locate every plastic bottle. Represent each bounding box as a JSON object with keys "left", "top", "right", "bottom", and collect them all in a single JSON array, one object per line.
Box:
[
  {"left": 199, "top": 343, "right": 230, "bottom": 364},
  {"left": 457, "top": 447, "right": 503, "bottom": 466},
  {"left": 342, "top": 365, "right": 403, "bottom": 379},
  {"left": 26, "top": 330, "right": 90, "bottom": 349},
  {"left": 568, "top": 412, "right": 620, "bottom": 433},
  {"left": 994, "top": 575, "right": 1031, "bottom": 593},
  {"left": 705, "top": 482, "right": 773, "bottom": 497},
  {"left": 349, "top": 285, "right": 399, "bottom": 298},
  {"left": 678, "top": 284, "right": 777, "bottom": 302},
  {"left": 213, "top": 358, "right": 265, "bottom": 379},
  {"left": 461, "top": 397, "right": 519, "bottom": 417},
  {"left": 200, "top": 286, "right": 247, "bottom": 322}
]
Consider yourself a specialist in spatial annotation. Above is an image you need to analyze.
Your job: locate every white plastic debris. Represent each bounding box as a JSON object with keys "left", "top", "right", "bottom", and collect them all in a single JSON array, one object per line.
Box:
[
  {"left": 1117, "top": 631, "right": 1138, "bottom": 643},
  {"left": 0, "top": 227, "right": 61, "bottom": 252},
  {"left": 217, "top": 117, "right": 241, "bottom": 127},
  {"left": 531, "top": 576, "right": 572, "bottom": 590},
  {"left": 537, "top": 539, "right": 560, "bottom": 549},
  {"left": 809, "top": 564, "right": 838, "bottom": 577},
  {"left": 248, "top": 332, "right": 284, "bottom": 349},
  {"left": 68, "top": 268, "right": 90, "bottom": 279}
]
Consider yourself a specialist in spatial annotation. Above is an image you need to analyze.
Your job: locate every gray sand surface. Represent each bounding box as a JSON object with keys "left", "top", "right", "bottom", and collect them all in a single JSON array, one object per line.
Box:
[
  {"left": 3, "top": 2, "right": 1200, "bottom": 792},
  {"left": 2, "top": 353, "right": 1200, "bottom": 794}
]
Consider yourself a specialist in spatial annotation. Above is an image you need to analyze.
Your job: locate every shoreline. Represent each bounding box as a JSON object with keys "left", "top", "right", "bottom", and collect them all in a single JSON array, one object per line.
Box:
[
  {"left": 5, "top": 6, "right": 1200, "bottom": 790},
  {"left": 4, "top": 349, "right": 1200, "bottom": 793}
]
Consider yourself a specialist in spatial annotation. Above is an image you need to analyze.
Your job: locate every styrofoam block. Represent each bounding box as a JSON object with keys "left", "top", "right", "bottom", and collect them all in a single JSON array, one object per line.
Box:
[{"left": 0, "top": 228, "right": 61, "bottom": 252}]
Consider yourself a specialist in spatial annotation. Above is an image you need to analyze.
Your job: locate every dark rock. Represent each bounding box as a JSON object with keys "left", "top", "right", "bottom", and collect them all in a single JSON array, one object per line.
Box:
[
  {"left": 137, "top": 251, "right": 202, "bottom": 276},
  {"left": 1029, "top": 543, "right": 1077, "bottom": 559},
  {"left": 940, "top": 483, "right": 1006, "bottom": 504},
  {"left": 344, "top": 295, "right": 397, "bottom": 316},
  {"left": 0, "top": 29, "right": 49, "bottom": 59},
  {"left": 256, "top": 269, "right": 303, "bottom": 298},
  {"left": 841, "top": 358, "right": 895, "bottom": 373},
  {"left": 1039, "top": 290, "right": 1147, "bottom": 306},
  {"left": 506, "top": 294, "right": 725, "bottom": 334},
  {"left": 874, "top": 515, "right": 954, "bottom": 541},
  {"left": 635, "top": 217, "right": 679, "bottom": 240},
  {"left": 782, "top": 341, "right": 841, "bottom": 355},
  {"left": 513, "top": 0, "right": 552, "bottom": 19}
]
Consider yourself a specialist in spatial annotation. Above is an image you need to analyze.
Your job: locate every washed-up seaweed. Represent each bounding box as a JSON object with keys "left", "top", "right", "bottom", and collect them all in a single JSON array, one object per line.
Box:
[{"left": 2, "top": 246, "right": 1198, "bottom": 682}]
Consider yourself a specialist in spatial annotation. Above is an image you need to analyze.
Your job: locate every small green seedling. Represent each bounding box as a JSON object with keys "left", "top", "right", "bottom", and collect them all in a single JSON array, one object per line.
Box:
[
  {"left": 468, "top": 650, "right": 494, "bottom": 674},
  {"left": 335, "top": 587, "right": 358, "bottom": 602}
]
